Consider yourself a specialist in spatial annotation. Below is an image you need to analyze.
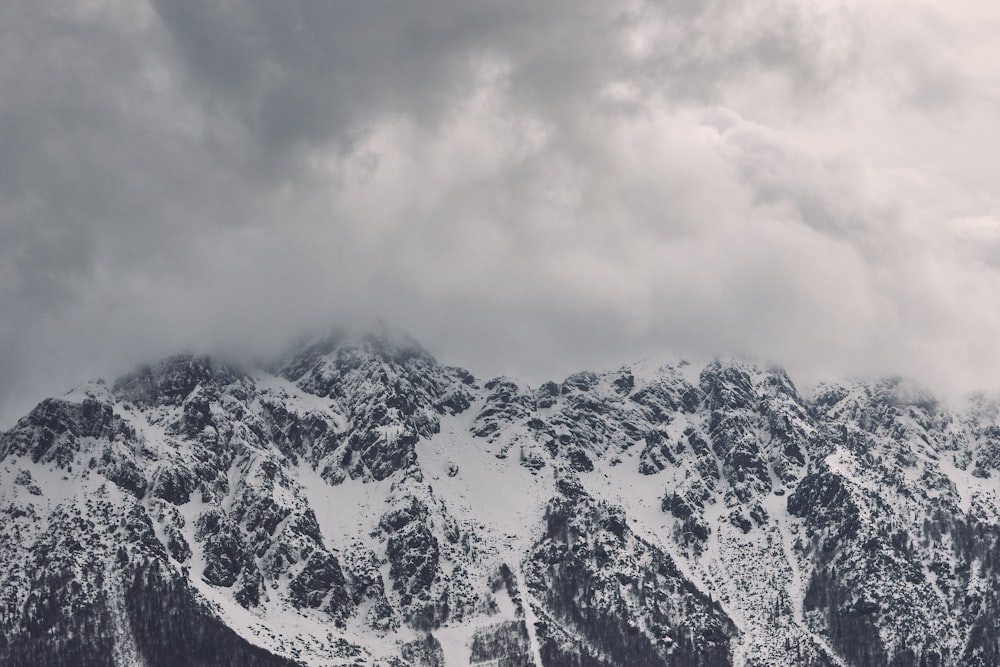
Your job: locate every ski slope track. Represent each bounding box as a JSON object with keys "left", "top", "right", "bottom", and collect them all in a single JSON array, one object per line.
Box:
[{"left": 2, "top": 330, "right": 1000, "bottom": 666}]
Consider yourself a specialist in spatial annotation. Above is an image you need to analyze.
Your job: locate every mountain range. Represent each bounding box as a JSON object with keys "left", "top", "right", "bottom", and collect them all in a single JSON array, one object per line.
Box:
[{"left": 2, "top": 329, "right": 1000, "bottom": 666}]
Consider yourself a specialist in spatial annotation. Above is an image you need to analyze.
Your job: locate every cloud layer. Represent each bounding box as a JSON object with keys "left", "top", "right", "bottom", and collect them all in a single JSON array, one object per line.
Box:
[{"left": 3, "top": 0, "right": 1000, "bottom": 424}]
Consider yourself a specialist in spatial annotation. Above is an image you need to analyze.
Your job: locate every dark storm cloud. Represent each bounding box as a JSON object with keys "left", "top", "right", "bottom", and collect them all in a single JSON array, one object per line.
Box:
[
  {"left": 146, "top": 0, "right": 862, "bottom": 173},
  {"left": 3, "top": 0, "right": 1000, "bottom": 426},
  {"left": 148, "top": 0, "right": 606, "bottom": 173}
]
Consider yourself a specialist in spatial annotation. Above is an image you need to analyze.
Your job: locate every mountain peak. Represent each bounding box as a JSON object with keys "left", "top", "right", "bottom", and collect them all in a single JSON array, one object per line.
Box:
[{"left": 112, "top": 354, "right": 247, "bottom": 407}]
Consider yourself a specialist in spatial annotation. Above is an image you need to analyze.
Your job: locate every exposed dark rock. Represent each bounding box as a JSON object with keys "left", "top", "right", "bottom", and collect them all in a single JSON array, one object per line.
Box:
[
  {"left": 0, "top": 397, "right": 131, "bottom": 468},
  {"left": 612, "top": 368, "right": 635, "bottom": 396},
  {"left": 13, "top": 469, "right": 42, "bottom": 496},
  {"left": 288, "top": 550, "right": 349, "bottom": 615},
  {"left": 535, "top": 382, "right": 561, "bottom": 409},
  {"left": 195, "top": 509, "right": 248, "bottom": 587},
  {"left": 561, "top": 371, "right": 599, "bottom": 394},
  {"left": 152, "top": 464, "right": 198, "bottom": 505},
  {"left": 114, "top": 356, "right": 245, "bottom": 407},
  {"left": 637, "top": 430, "right": 676, "bottom": 474},
  {"left": 567, "top": 447, "right": 594, "bottom": 473},
  {"left": 474, "top": 378, "right": 533, "bottom": 440}
]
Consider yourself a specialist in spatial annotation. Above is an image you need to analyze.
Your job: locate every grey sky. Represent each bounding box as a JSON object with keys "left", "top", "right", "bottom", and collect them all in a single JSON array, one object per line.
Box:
[{"left": 3, "top": 0, "right": 1000, "bottom": 426}]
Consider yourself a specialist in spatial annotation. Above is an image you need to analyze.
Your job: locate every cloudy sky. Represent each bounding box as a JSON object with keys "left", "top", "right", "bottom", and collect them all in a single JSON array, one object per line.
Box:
[{"left": 3, "top": 0, "right": 1000, "bottom": 424}]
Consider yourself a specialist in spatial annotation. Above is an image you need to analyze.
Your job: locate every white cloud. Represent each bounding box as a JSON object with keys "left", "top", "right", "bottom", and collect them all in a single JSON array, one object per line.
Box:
[{"left": 3, "top": 0, "right": 1000, "bottom": 425}]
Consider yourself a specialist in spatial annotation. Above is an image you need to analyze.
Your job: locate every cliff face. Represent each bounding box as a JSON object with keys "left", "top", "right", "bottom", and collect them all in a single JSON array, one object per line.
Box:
[{"left": 1, "top": 332, "right": 999, "bottom": 666}]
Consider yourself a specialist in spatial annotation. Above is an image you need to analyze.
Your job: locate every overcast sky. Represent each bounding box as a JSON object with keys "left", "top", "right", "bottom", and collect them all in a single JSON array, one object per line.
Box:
[{"left": 3, "top": 0, "right": 1000, "bottom": 425}]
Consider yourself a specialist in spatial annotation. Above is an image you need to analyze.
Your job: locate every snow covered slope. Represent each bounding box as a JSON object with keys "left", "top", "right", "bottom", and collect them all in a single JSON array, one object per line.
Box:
[{"left": 2, "top": 330, "right": 1000, "bottom": 666}]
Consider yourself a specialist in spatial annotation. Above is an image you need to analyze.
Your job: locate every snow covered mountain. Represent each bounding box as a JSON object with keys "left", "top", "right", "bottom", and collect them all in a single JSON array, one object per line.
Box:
[{"left": 2, "top": 329, "right": 1000, "bottom": 666}]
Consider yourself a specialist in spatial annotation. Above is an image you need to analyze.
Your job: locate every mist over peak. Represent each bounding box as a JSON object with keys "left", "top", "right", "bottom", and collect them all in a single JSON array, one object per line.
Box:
[{"left": 3, "top": 1, "right": 1000, "bottom": 424}]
